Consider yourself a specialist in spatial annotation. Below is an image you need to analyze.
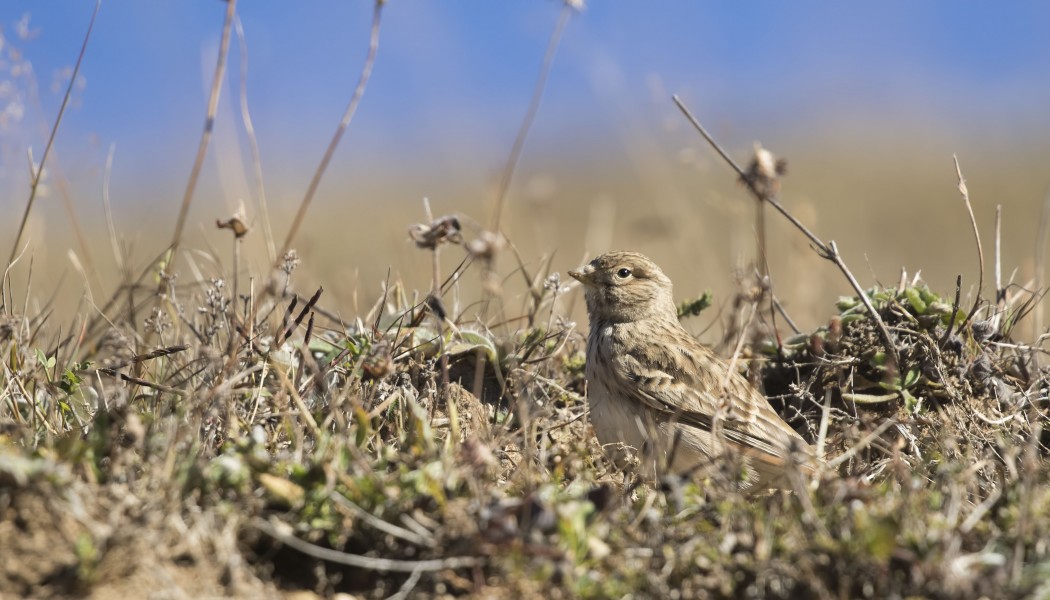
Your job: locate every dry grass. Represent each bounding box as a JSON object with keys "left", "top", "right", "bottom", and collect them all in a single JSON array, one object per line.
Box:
[{"left": 1, "top": 217, "right": 1050, "bottom": 598}]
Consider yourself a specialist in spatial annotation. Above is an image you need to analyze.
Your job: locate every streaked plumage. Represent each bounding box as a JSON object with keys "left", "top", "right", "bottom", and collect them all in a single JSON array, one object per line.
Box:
[{"left": 569, "top": 251, "right": 817, "bottom": 489}]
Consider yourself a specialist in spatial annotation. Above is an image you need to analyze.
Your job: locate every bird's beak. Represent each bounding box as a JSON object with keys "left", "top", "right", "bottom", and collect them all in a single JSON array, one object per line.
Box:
[{"left": 568, "top": 263, "right": 595, "bottom": 286}]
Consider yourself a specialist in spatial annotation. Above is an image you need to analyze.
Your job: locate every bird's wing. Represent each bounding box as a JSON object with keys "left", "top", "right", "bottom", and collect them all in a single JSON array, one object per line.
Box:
[{"left": 614, "top": 331, "right": 808, "bottom": 464}]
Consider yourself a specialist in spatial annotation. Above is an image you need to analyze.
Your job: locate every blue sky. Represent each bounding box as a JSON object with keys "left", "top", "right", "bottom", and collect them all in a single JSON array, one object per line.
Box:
[{"left": 3, "top": 2, "right": 1047, "bottom": 175}]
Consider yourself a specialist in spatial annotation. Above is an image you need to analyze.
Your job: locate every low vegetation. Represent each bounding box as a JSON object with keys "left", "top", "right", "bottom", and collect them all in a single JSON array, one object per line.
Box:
[{"left": 1, "top": 220, "right": 1049, "bottom": 599}]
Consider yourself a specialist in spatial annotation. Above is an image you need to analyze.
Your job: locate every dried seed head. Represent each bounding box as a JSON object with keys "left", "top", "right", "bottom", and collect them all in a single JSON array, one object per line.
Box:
[
  {"left": 741, "top": 142, "right": 787, "bottom": 199},
  {"left": 408, "top": 215, "right": 462, "bottom": 250},
  {"left": 265, "top": 250, "right": 300, "bottom": 298},
  {"left": 216, "top": 216, "right": 249, "bottom": 238},
  {"left": 466, "top": 230, "right": 505, "bottom": 260},
  {"left": 281, "top": 249, "right": 301, "bottom": 275},
  {"left": 544, "top": 271, "right": 567, "bottom": 294}
]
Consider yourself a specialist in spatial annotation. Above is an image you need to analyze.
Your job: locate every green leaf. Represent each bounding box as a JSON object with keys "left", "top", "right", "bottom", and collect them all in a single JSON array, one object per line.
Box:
[
  {"left": 918, "top": 286, "right": 940, "bottom": 305},
  {"left": 840, "top": 313, "right": 866, "bottom": 326},
  {"left": 57, "top": 368, "right": 83, "bottom": 395},
  {"left": 904, "top": 287, "right": 927, "bottom": 314},
  {"left": 308, "top": 336, "right": 342, "bottom": 355},
  {"left": 36, "top": 348, "right": 56, "bottom": 372},
  {"left": 901, "top": 389, "right": 921, "bottom": 413},
  {"left": 903, "top": 368, "right": 920, "bottom": 388},
  {"left": 836, "top": 296, "right": 861, "bottom": 312},
  {"left": 446, "top": 329, "right": 498, "bottom": 363}
]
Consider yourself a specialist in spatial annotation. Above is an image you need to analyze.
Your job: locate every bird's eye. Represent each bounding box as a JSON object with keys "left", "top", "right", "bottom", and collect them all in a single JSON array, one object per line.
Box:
[{"left": 616, "top": 268, "right": 632, "bottom": 279}]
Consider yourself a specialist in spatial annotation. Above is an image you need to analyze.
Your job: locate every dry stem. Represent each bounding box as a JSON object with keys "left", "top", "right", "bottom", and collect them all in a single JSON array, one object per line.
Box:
[
  {"left": 280, "top": 0, "right": 384, "bottom": 257},
  {"left": 953, "top": 155, "right": 985, "bottom": 329},
  {"left": 672, "top": 94, "right": 901, "bottom": 371},
  {"left": 168, "top": 0, "right": 237, "bottom": 257},
  {"left": 489, "top": 2, "right": 575, "bottom": 233},
  {"left": 7, "top": 0, "right": 102, "bottom": 269},
  {"left": 234, "top": 16, "right": 276, "bottom": 264}
]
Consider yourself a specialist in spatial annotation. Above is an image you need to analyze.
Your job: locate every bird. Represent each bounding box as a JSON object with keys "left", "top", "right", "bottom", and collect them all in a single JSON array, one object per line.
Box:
[{"left": 568, "top": 251, "right": 817, "bottom": 489}]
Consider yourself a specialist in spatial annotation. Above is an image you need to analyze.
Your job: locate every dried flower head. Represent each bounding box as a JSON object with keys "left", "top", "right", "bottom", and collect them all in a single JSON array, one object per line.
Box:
[
  {"left": 741, "top": 142, "right": 788, "bottom": 199},
  {"left": 466, "top": 230, "right": 505, "bottom": 260},
  {"left": 408, "top": 215, "right": 462, "bottom": 250},
  {"left": 216, "top": 216, "right": 249, "bottom": 238}
]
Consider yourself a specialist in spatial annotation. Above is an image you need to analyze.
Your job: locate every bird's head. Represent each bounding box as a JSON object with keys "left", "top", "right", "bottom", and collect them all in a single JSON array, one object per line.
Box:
[{"left": 568, "top": 251, "right": 676, "bottom": 323}]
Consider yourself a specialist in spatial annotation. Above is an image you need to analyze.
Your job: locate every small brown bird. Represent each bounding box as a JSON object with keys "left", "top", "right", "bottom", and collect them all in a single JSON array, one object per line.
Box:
[{"left": 569, "top": 251, "right": 817, "bottom": 489}]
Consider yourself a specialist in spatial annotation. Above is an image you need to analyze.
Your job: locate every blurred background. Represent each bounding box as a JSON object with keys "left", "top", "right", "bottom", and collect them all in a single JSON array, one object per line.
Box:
[{"left": 1, "top": 2, "right": 1049, "bottom": 333}]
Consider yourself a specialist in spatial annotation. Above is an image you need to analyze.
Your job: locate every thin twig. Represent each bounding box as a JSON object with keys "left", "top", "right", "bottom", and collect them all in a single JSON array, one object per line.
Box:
[
  {"left": 269, "top": 356, "right": 321, "bottom": 437},
  {"left": 387, "top": 567, "right": 424, "bottom": 600},
  {"left": 827, "top": 419, "right": 897, "bottom": 469},
  {"left": 673, "top": 95, "right": 823, "bottom": 250},
  {"left": 480, "top": 2, "right": 575, "bottom": 326},
  {"left": 960, "top": 482, "right": 1003, "bottom": 533},
  {"left": 954, "top": 155, "right": 985, "bottom": 329},
  {"left": 939, "top": 275, "right": 963, "bottom": 349},
  {"left": 169, "top": 0, "right": 237, "bottom": 256},
  {"left": 827, "top": 241, "right": 899, "bottom": 363},
  {"left": 672, "top": 94, "right": 900, "bottom": 369},
  {"left": 329, "top": 490, "right": 435, "bottom": 547},
  {"left": 280, "top": 0, "right": 384, "bottom": 256},
  {"left": 95, "top": 344, "right": 188, "bottom": 372},
  {"left": 101, "top": 143, "right": 127, "bottom": 278},
  {"left": 1034, "top": 189, "right": 1050, "bottom": 335},
  {"left": 234, "top": 16, "right": 276, "bottom": 264},
  {"left": 47, "top": 154, "right": 100, "bottom": 295},
  {"left": 816, "top": 388, "right": 832, "bottom": 460},
  {"left": 722, "top": 294, "right": 760, "bottom": 391},
  {"left": 756, "top": 198, "right": 767, "bottom": 279},
  {"left": 490, "top": 2, "right": 576, "bottom": 232},
  {"left": 7, "top": 0, "right": 101, "bottom": 269},
  {"left": 995, "top": 204, "right": 1003, "bottom": 304},
  {"left": 95, "top": 369, "right": 188, "bottom": 398},
  {"left": 772, "top": 292, "right": 801, "bottom": 335},
  {"left": 253, "top": 518, "right": 482, "bottom": 572},
  {"left": 423, "top": 200, "right": 455, "bottom": 432}
]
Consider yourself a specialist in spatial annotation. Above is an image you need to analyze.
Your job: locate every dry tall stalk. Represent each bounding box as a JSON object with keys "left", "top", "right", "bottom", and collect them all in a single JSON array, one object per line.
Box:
[
  {"left": 489, "top": 1, "right": 577, "bottom": 233},
  {"left": 7, "top": 0, "right": 102, "bottom": 270},
  {"left": 280, "top": 0, "right": 385, "bottom": 258},
  {"left": 168, "top": 0, "right": 238, "bottom": 259},
  {"left": 672, "top": 94, "right": 902, "bottom": 372},
  {"left": 234, "top": 16, "right": 276, "bottom": 264},
  {"left": 953, "top": 155, "right": 985, "bottom": 328}
]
